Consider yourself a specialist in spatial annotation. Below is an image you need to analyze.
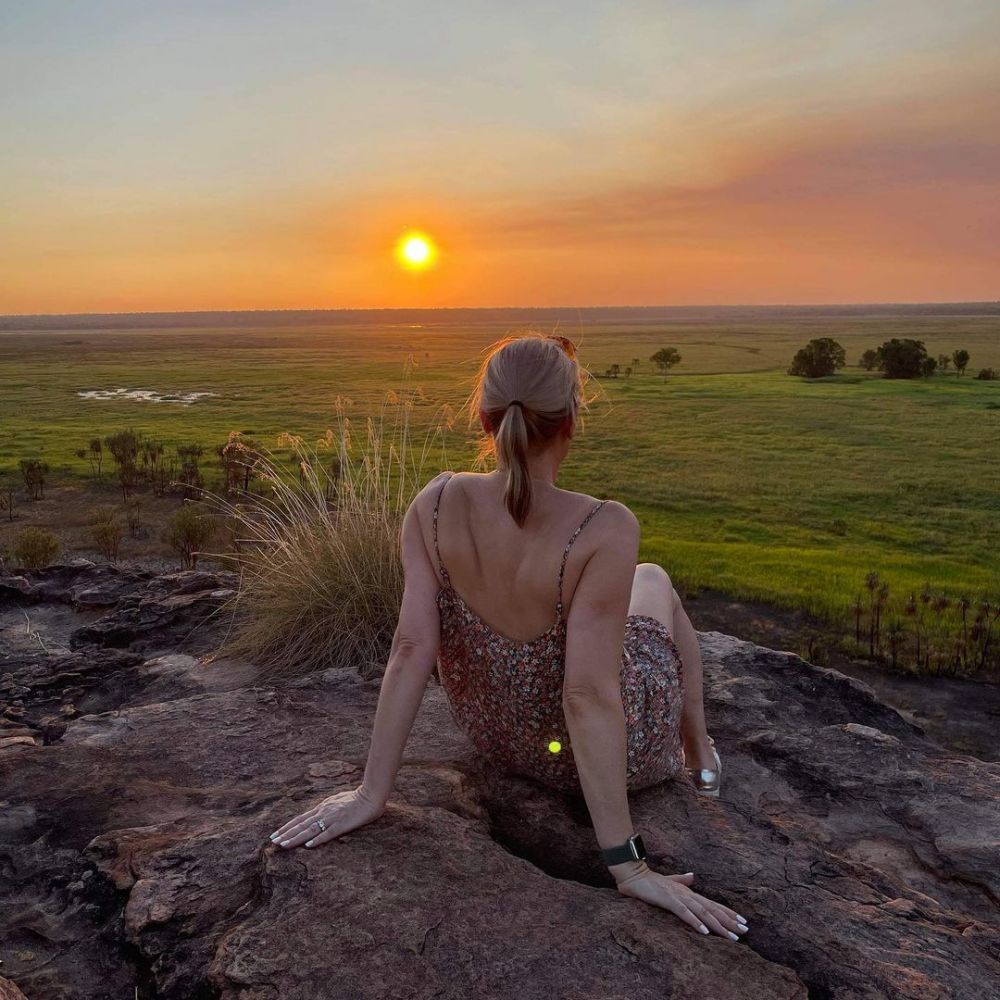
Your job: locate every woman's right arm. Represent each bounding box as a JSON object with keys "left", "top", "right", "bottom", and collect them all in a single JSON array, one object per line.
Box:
[{"left": 562, "top": 502, "right": 749, "bottom": 941}]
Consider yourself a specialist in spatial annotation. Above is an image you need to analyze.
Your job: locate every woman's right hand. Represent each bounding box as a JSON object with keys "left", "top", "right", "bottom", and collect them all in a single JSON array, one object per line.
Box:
[{"left": 613, "top": 864, "right": 750, "bottom": 940}]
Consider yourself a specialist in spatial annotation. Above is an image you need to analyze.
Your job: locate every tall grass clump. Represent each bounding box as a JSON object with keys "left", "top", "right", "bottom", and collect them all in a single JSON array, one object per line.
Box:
[{"left": 197, "top": 371, "right": 454, "bottom": 681}]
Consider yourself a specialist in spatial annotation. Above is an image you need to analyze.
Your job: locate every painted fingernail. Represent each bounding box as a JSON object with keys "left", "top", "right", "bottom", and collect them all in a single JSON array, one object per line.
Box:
[
  {"left": 737, "top": 914, "right": 747, "bottom": 923},
  {"left": 700, "top": 924, "right": 709, "bottom": 934},
  {"left": 305, "top": 840, "right": 313, "bottom": 847},
  {"left": 269, "top": 834, "right": 278, "bottom": 841},
  {"left": 280, "top": 840, "right": 289, "bottom": 847},
  {"left": 684, "top": 871, "right": 695, "bottom": 876},
  {"left": 737, "top": 922, "right": 749, "bottom": 932},
  {"left": 728, "top": 931, "right": 739, "bottom": 941}
]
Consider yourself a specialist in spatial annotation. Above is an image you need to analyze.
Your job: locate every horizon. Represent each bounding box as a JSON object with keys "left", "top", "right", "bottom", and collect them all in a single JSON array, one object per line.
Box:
[
  {"left": 3, "top": 2, "right": 999, "bottom": 312},
  {"left": 3, "top": 299, "right": 1000, "bottom": 323}
]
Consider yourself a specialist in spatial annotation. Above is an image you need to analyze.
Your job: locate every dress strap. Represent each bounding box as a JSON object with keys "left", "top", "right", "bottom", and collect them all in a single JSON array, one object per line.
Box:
[
  {"left": 556, "top": 499, "right": 607, "bottom": 622},
  {"left": 431, "top": 472, "right": 455, "bottom": 588}
]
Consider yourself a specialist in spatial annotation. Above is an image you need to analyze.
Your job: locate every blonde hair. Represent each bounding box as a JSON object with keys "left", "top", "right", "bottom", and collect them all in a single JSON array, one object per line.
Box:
[{"left": 467, "top": 332, "right": 589, "bottom": 527}]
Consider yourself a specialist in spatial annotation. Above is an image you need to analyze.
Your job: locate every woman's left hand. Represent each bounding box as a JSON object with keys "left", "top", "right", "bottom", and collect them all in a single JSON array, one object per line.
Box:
[{"left": 269, "top": 786, "right": 387, "bottom": 850}]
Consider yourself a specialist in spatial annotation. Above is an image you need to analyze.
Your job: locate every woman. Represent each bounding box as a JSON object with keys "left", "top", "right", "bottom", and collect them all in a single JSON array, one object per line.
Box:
[{"left": 269, "top": 332, "right": 749, "bottom": 943}]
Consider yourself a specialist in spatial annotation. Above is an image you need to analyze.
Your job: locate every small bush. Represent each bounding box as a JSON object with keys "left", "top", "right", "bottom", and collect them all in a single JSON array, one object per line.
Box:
[
  {"left": 12, "top": 526, "right": 61, "bottom": 569},
  {"left": 88, "top": 506, "right": 124, "bottom": 562},
  {"left": 161, "top": 503, "right": 216, "bottom": 570},
  {"left": 974, "top": 368, "right": 998, "bottom": 381},
  {"left": 125, "top": 498, "right": 142, "bottom": 538}
]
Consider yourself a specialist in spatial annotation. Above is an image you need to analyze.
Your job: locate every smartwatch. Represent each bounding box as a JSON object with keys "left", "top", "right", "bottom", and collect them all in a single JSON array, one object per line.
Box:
[{"left": 600, "top": 832, "right": 647, "bottom": 866}]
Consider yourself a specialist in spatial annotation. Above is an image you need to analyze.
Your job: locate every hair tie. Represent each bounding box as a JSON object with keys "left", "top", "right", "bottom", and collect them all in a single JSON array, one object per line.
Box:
[{"left": 508, "top": 399, "right": 524, "bottom": 409}]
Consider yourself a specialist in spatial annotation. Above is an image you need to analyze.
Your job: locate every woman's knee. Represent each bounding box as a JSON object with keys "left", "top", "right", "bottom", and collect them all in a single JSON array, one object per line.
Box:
[
  {"left": 629, "top": 562, "right": 676, "bottom": 625},
  {"left": 635, "top": 561, "right": 672, "bottom": 592}
]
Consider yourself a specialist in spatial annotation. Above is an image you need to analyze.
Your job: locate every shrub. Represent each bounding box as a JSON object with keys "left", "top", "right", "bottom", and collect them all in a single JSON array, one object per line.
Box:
[
  {"left": 859, "top": 349, "right": 879, "bottom": 371},
  {"left": 19, "top": 458, "right": 49, "bottom": 500},
  {"left": 788, "top": 338, "right": 846, "bottom": 378},
  {"left": 198, "top": 379, "right": 452, "bottom": 681},
  {"left": 974, "top": 368, "right": 998, "bottom": 381},
  {"left": 89, "top": 506, "right": 124, "bottom": 562},
  {"left": 952, "top": 349, "right": 970, "bottom": 376},
  {"left": 12, "top": 526, "right": 60, "bottom": 569},
  {"left": 161, "top": 502, "right": 216, "bottom": 570}
]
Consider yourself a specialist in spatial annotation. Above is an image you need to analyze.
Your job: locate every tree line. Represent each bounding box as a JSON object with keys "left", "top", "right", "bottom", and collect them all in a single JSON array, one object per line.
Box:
[
  {"left": 789, "top": 337, "right": 995, "bottom": 380},
  {"left": 601, "top": 348, "right": 683, "bottom": 379},
  {"left": 852, "top": 571, "right": 998, "bottom": 677}
]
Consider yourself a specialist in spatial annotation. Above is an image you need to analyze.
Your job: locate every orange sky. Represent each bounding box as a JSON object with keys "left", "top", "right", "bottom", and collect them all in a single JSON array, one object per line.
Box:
[{"left": 1, "top": 1, "right": 998, "bottom": 312}]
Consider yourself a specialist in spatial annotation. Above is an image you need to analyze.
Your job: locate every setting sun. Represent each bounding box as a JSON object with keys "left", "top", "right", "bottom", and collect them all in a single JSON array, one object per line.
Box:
[{"left": 395, "top": 231, "right": 437, "bottom": 271}]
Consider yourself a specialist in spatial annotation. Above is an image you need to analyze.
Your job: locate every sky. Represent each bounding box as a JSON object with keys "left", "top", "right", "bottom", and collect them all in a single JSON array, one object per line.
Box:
[{"left": 1, "top": 0, "right": 998, "bottom": 312}]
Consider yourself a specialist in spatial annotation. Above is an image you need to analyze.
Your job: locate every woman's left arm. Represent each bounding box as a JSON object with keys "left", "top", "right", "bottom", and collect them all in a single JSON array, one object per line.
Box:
[{"left": 269, "top": 487, "right": 442, "bottom": 849}]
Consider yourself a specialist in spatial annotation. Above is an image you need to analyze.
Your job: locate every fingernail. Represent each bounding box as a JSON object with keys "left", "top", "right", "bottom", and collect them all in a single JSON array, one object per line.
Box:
[
  {"left": 684, "top": 871, "right": 694, "bottom": 876},
  {"left": 269, "top": 834, "right": 278, "bottom": 841},
  {"left": 700, "top": 924, "right": 709, "bottom": 934},
  {"left": 280, "top": 840, "right": 289, "bottom": 847},
  {"left": 737, "top": 914, "right": 747, "bottom": 923},
  {"left": 727, "top": 931, "right": 739, "bottom": 941},
  {"left": 737, "top": 922, "right": 749, "bottom": 932},
  {"left": 305, "top": 840, "right": 313, "bottom": 847}
]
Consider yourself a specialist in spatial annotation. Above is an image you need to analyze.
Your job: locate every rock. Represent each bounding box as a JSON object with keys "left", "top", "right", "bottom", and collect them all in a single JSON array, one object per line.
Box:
[
  {"left": 0, "top": 574, "right": 997, "bottom": 999},
  {"left": 0, "top": 976, "right": 29, "bottom": 1000}
]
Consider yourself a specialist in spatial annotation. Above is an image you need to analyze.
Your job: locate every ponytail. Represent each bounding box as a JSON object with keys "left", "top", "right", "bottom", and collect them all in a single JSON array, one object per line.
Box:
[
  {"left": 466, "top": 332, "right": 588, "bottom": 527},
  {"left": 494, "top": 402, "right": 532, "bottom": 527}
]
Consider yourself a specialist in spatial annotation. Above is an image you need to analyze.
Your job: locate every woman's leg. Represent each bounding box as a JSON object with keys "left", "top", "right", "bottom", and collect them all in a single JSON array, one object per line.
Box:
[{"left": 628, "top": 563, "right": 717, "bottom": 771}]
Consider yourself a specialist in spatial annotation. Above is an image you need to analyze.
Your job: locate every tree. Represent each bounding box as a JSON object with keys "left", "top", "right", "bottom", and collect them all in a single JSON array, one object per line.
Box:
[
  {"left": 975, "top": 368, "right": 998, "bottom": 381},
  {"left": 787, "top": 338, "right": 846, "bottom": 378},
  {"left": 937, "top": 353, "right": 951, "bottom": 373},
  {"left": 631, "top": 357, "right": 641, "bottom": 372},
  {"left": 859, "top": 349, "right": 879, "bottom": 371},
  {"left": 953, "top": 349, "right": 970, "bottom": 376},
  {"left": 920, "top": 356, "right": 937, "bottom": 379},
  {"left": 176, "top": 443, "right": 205, "bottom": 499},
  {"left": 609, "top": 363, "right": 621, "bottom": 379},
  {"left": 650, "top": 347, "right": 681, "bottom": 378},
  {"left": 105, "top": 428, "right": 143, "bottom": 501},
  {"left": 874, "top": 338, "right": 929, "bottom": 379}
]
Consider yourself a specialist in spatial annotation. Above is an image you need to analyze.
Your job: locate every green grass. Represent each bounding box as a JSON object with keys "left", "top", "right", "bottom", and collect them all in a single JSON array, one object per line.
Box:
[{"left": 2, "top": 311, "right": 998, "bottom": 626}]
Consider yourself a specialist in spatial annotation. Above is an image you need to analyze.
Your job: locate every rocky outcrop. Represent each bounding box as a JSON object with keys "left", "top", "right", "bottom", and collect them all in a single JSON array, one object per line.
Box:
[{"left": 0, "top": 562, "right": 997, "bottom": 999}]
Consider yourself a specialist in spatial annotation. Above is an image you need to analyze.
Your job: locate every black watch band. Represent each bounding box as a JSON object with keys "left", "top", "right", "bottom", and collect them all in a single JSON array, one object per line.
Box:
[{"left": 600, "top": 833, "right": 646, "bottom": 866}]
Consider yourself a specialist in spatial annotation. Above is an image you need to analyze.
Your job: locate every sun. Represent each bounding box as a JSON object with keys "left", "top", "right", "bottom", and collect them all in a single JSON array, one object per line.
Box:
[{"left": 395, "top": 230, "right": 437, "bottom": 271}]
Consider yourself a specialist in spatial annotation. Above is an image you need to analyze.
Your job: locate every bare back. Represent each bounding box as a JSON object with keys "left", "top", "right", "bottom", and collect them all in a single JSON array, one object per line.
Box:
[{"left": 422, "top": 470, "right": 630, "bottom": 643}]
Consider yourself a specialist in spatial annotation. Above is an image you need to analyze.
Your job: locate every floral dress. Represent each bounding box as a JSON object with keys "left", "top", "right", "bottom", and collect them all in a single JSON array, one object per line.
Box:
[{"left": 432, "top": 473, "right": 686, "bottom": 795}]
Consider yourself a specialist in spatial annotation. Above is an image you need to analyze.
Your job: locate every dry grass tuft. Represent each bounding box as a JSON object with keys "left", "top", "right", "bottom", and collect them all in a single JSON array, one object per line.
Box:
[{"left": 197, "top": 369, "right": 452, "bottom": 681}]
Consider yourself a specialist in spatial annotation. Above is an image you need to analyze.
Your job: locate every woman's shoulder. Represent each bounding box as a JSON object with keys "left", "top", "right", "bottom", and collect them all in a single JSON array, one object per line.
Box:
[{"left": 557, "top": 485, "right": 634, "bottom": 515}]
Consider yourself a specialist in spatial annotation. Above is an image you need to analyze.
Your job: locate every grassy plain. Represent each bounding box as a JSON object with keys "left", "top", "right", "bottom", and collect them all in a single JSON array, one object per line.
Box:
[{"left": 1, "top": 307, "right": 998, "bottom": 624}]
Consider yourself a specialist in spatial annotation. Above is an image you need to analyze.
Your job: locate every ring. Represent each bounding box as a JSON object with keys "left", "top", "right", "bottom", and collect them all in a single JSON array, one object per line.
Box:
[{"left": 316, "top": 817, "right": 326, "bottom": 832}]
